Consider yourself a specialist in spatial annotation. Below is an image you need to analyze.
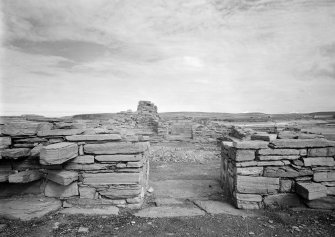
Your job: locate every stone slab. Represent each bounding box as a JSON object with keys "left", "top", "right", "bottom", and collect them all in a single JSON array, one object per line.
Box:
[
  {"left": 40, "top": 142, "right": 78, "bottom": 165},
  {"left": 79, "top": 186, "right": 96, "bottom": 199},
  {"left": 37, "top": 129, "right": 83, "bottom": 137},
  {"left": 304, "top": 196, "right": 335, "bottom": 209},
  {"left": 95, "top": 154, "right": 143, "bottom": 162},
  {"left": 99, "top": 186, "right": 141, "bottom": 199},
  {"left": 154, "top": 198, "right": 185, "bottom": 206},
  {"left": 236, "top": 176, "right": 279, "bottom": 194},
  {"left": 303, "top": 157, "right": 334, "bottom": 167},
  {"left": 194, "top": 200, "right": 254, "bottom": 216},
  {"left": 47, "top": 170, "right": 78, "bottom": 186},
  {"left": 264, "top": 166, "right": 313, "bottom": 178},
  {"left": 2, "top": 122, "right": 47, "bottom": 136},
  {"left": 71, "top": 155, "right": 94, "bottom": 164},
  {"left": 0, "top": 137, "right": 11, "bottom": 149},
  {"left": 44, "top": 181, "right": 78, "bottom": 198},
  {"left": 0, "top": 196, "right": 61, "bottom": 221},
  {"left": 258, "top": 155, "right": 300, "bottom": 161},
  {"left": 1, "top": 148, "right": 31, "bottom": 159},
  {"left": 296, "top": 182, "right": 327, "bottom": 200},
  {"left": 134, "top": 206, "right": 205, "bottom": 218},
  {"left": 270, "top": 139, "right": 335, "bottom": 149},
  {"left": 60, "top": 206, "right": 119, "bottom": 215},
  {"left": 82, "top": 172, "right": 141, "bottom": 185},
  {"left": 233, "top": 141, "right": 269, "bottom": 149},
  {"left": 64, "top": 163, "right": 111, "bottom": 171},
  {"left": 313, "top": 171, "right": 335, "bottom": 182},
  {"left": 264, "top": 193, "right": 303, "bottom": 208},
  {"left": 84, "top": 142, "right": 149, "bottom": 155},
  {"left": 251, "top": 133, "right": 277, "bottom": 141},
  {"left": 0, "top": 171, "right": 15, "bottom": 182},
  {"left": 232, "top": 150, "right": 255, "bottom": 161},
  {"left": 235, "top": 167, "right": 263, "bottom": 176},
  {"left": 66, "top": 134, "right": 122, "bottom": 141},
  {"left": 8, "top": 170, "right": 42, "bottom": 183},
  {"left": 235, "top": 193, "right": 262, "bottom": 202}
]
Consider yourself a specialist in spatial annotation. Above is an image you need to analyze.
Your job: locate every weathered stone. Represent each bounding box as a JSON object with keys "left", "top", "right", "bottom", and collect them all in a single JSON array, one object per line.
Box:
[
  {"left": 257, "top": 161, "right": 286, "bottom": 166},
  {"left": 321, "top": 181, "right": 335, "bottom": 186},
  {"left": 278, "top": 131, "right": 298, "bottom": 139},
  {"left": 84, "top": 142, "right": 149, "bottom": 155},
  {"left": 236, "top": 161, "right": 258, "bottom": 167},
  {"left": 8, "top": 170, "right": 42, "bottom": 183},
  {"left": 126, "top": 196, "right": 142, "bottom": 204},
  {"left": 154, "top": 198, "right": 184, "bottom": 206},
  {"left": 258, "top": 155, "right": 300, "bottom": 161},
  {"left": 82, "top": 172, "right": 140, "bottom": 185},
  {"left": 257, "top": 148, "right": 300, "bottom": 156},
  {"left": 235, "top": 167, "right": 263, "bottom": 176},
  {"left": 44, "top": 181, "right": 78, "bottom": 198},
  {"left": 0, "top": 137, "right": 11, "bottom": 149},
  {"left": 298, "top": 133, "right": 324, "bottom": 139},
  {"left": 79, "top": 145, "right": 84, "bottom": 155},
  {"left": 236, "top": 176, "right": 279, "bottom": 194},
  {"left": 2, "top": 122, "right": 48, "bottom": 136},
  {"left": 116, "top": 163, "right": 126, "bottom": 168},
  {"left": 308, "top": 148, "right": 331, "bottom": 157},
  {"left": 327, "top": 187, "right": 335, "bottom": 195},
  {"left": 127, "top": 161, "right": 143, "bottom": 168},
  {"left": 264, "top": 166, "right": 313, "bottom": 178},
  {"left": 99, "top": 186, "right": 141, "bottom": 199},
  {"left": 195, "top": 200, "right": 254, "bottom": 216},
  {"left": 1, "top": 148, "right": 31, "bottom": 159},
  {"left": 236, "top": 200, "right": 262, "bottom": 209},
  {"left": 13, "top": 143, "right": 34, "bottom": 148},
  {"left": 95, "top": 154, "right": 143, "bottom": 162},
  {"left": 296, "top": 182, "right": 327, "bottom": 200},
  {"left": 264, "top": 193, "right": 303, "bottom": 208},
  {"left": 280, "top": 179, "right": 294, "bottom": 192},
  {"left": 251, "top": 133, "right": 277, "bottom": 141},
  {"left": 66, "top": 134, "right": 121, "bottom": 141},
  {"left": 231, "top": 149, "right": 255, "bottom": 161},
  {"left": 15, "top": 137, "right": 47, "bottom": 144},
  {"left": 47, "top": 170, "right": 78, "bottom": 186},
  {"left": 134, "top": 206, "right": 205, "bottom": 218},
  {"left": 313, "top": 171, "right": 335, "bottom": 182},
  {"left": 71, "top": 155, "right": 94, "bottom": 164},
  {"left": 304, "top": 196, "right": 335, "bottom": 209},
  {"left": 64, "top": 163, "right": 111, "bottom": 170},
  {"left": 0, "top": 196, "right": 61, "bottom": 221},
  {"left": 303, "top": 157, "right": 334, "bottom": 167},
  {"left": 79, "top": 186, "right": 96, "bottom": 199},
  {"left": 37, "top": 129, "right": 84, "bottom": 137},
  {"left": 60, "top": 206, "right": 119, "bottom": 215},
  {"left": 235, "top": 193, "right": 262, "bottom": 202},
  {"left": 0, "top": 171, "right": 15, "bottom": 182},
  {"left": 48, "top": 138, "right": 64, "bottom": 144},
  {"left": 233, "top": 141, "right": 269, "bottom": 149},
  {"left": 40, "top": 142, "right": 78, "bottom": 165},
  {"left": 270, "top": 139, "right": 335, "bottom": 149},
  {"left": 30, "top": 144, "right": 43, "bottom": 157}
]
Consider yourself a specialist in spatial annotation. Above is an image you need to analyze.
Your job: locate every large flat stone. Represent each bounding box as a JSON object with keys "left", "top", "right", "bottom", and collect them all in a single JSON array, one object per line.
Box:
[
  {"left": 270, "top": 139, "right": 335, "bottom": 149},
  {"left": 40, "top": 142, "right": 78, "bottom": 165},
  {"left": 264, "top": 166, "right": 313, "bottom": 178},
  {"left": 60, "top": 206, "right": 119, "bottom": 215},
  {"left": 64, "top": 163, "right": 111, "bottom": 170},
  {"left": 0, "top": 196, "right": 61, "bottom": 221},
  {"left": 8, "top": 170, "right": 42, "bottom": 183},
  {"left": 235, "top": 193, "right": 262, "bottom": 202},
  {"left": 304, "top": 196, "right": 335, "bottom": 209},
  {"left": 66, "top": 134, "right": 122, "bottom": 141},
  {"left": 0, "top": 137, "right": 11, "bottom": 149},
  {"left": 296, "top": 182, "right": 327, "bottom": 200},
  {"left": 258, "top": 148, "right": 305, "bottom": 156},
  {"left": 235, "top": 167, "right": 263, "bottom": 176},
  {"left": 236, "top": 176, "right": 279, "bottom": 194},
  {"left": 1, "top": 148, "right": 31, "bottom": 159},
  {"left": 233, "top": 141, "right": 269, "bottom": 149},
  {"left": 71, "top": 155, "right": 94, "bottom": 164},
  {"left": 154, "top": 198, "right": 185, "bottom": 206},
  {"left": 308, "top": 148, "right": 335, "bottom": 157},
  {"left": 134, "top": 206, "right": 205, "bottom": 218},
  {"left": 2, "top": 122, "right": 48, "bottom": 136},
  {"left": 82, "top": 172, "right": 141, "bottom": 185},
  {"left": 303, "top": 157, "right": 334, "bottom": 167},
  {"left": 44, "top": 181, "right": 78, "bottom": 198},
  {"left": 313, "top": 171, "right": 335, "bottom": 182},
  {"left": 231, "top": 149, "right": 255, "bottom": 161},
  {"left": 95, "top": 154, "right": 143, "bottom": 162},
  {"left": 99, "top": 186, "right": 141, "bottom": 199},
  {"left": 37, "top": 129, "right": 84, "bottom": 137},
  {"left": 84, "top": 142, "right": 149, "bottom": 155},
  {"left": 258, "top": 155, "right": 300, "bottom": 161},
  {"left": 47, "top": 170, "right": 78, "bottom": 185},
  {"left": 194, "top": 200, "right": 253, "bottom": 216}
]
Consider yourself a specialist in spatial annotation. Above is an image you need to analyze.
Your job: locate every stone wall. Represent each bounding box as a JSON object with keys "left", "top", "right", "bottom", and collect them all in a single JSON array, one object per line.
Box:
[
  {"left": 0, "top": 118, "right": 150, "bottom": 209},
  {"left": 221, "top": 137, "right": 335, "bottom": 209}
]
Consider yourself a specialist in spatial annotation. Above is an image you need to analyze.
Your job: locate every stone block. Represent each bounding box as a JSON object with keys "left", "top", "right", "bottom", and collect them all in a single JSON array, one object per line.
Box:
[
  {"left": 0, "top": 171, "right": 15, "bottom": 182},
  {"left": 236, "top": 200, "right": 262, "bottom": 209},
  {"left": 63, "top": 163, "right": 111, "bottom": 171},
  {"left": 231, "top": 149, "right": 255, "bottom": 161},
  {"left": 65, "top": 134, "right": 122, "bottom": 141},
  {"left": 304, "top": 196, "right": 335, "bottom": 209},
  {"left": 2, "top": 122, "right": 47, "bottom": 136},
  {"left": 235, "top": 167, "right": 263, "bottom": 176},
  {"left": 84, "top": 142, "right": 149, "bottom": 155},
  {"left": 264, "top": 193, "right": 303, "bottom": 208},
  {"left": 233, "top": 141, "right": 269, "bottom": 149},
  {"left": 280, "top": 179, "right": 294, "bottom": 192},
  {"left": 79, "top": 186, "right": 96, "bottom": 199},
  {"left": 95, "top": 154, "right": 143, "bottom": 162},
  {"left": 257, "top": 161, "right": 286, "bottom": 166},
  {"left": 1, "top": 148, "right": 31, "bottom": 159},
  {"left": 0, "top": 137, "right": 11, "bottom": 149},
  {"left": 278, "top": 131, "right": 298, "bottom": 139},
  {"left": 71, "top": 155, "right": 94, "bottom": 164},
  {"left": 236, "top": 176, "right": 279, "bottom": 194},
  {"left": 235, "top": 193, "right": 262, "bottom": 202},
  {"left": 99, "top": 186, "right": 141, "bottom": 199},
  {"left": 40, "top": 142, "right": 78, "bottom": 165},
  {"left": 270, "top": 139, "right": 335, "bottom": 149},
  {"left": 15, "top": 137, "right": 47, "bottom": 144},
  {"left": 30, "top": 144, "right": 43, "bottom": 157},
  {"left": 264, "top": 166, "right": 313, "bottom": 178},
  {"left": 127, "top": 161, "right": 143, "bottom": 168},
  {"left": 303, "top": 157, "right": 334, "bottom": 167},
  {"left": 313, "top": 171, "right": 335, "bottom": 182},
  {"left": 37, "top": 129, "right": 84, "bottom": 137},
  {"left": 236, "top": 161, "right": 258, "bottom": 167},
  {"left": 44, "top": 181, "right": 78, "bottom": 198},
  {"left": 258, "top": 155, "right": 299, "bottom": 161},
  {"left": 327, "top": 187, "right": 335, "bottom": 195},
  {"left": 8, "top": 170, "right": 42, "bottom": 183},
  {"left": 296, "top": 182, "right": 327, "bottom": 200},
  {"left": 47, "top": 170, "right": 78, "bottom": 186},
  {"left": 257, "top": 148, "right": 300, "bottom": 156},
  {"left": 82, "top": 173, "right": 141, "bottom": 185},
  {"left": 308, "top": 148, "right": 328, "bottom": 157}
]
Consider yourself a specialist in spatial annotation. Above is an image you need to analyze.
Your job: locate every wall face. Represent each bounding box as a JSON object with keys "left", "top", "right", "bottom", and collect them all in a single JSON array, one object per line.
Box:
[
  {"left": 0, "top": 118, "right": 150, "bottom": 209},
  {"left": 221, "top": 138, "right": 335, "bottom": 210}
]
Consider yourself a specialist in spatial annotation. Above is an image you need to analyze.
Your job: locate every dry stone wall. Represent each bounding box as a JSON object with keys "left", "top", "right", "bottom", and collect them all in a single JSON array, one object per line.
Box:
[
  {"left": 0, "top": 119, "right": 150, "bottom": 209},
  {"left": 221, "top": 137, "right": 335, "bottom": 210}
]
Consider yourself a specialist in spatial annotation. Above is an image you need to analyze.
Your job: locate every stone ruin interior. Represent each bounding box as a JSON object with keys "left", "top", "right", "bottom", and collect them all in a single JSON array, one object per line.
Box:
[{"left": 0, "top": 100, "right": 334, "bottom": 220}]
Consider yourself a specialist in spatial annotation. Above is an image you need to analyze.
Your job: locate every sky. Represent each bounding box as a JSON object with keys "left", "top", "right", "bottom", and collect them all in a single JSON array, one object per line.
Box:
[{"left": 0, "top": 0, "right": 335, "bottom": 116}]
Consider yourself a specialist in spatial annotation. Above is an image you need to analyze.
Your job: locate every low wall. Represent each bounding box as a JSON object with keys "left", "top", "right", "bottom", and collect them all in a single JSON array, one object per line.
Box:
[
  {"left": 221, "top": 137, "right": 335, "bottom": 209},
  {"left": 0, "top": 119, "right": 149, "bottom": 209}
]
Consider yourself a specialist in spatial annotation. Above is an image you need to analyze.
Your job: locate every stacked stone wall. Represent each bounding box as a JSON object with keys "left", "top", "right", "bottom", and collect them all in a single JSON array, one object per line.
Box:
[
  {"left": 0, "top": 118, "right": 150, "bottom": 209},
  {"left": 221, "top": 138, "right": 335, "bottom": 209}
]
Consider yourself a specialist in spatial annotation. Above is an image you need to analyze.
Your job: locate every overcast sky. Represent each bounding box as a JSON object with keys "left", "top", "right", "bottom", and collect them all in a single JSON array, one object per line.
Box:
[{"left": 1, "top": 0, "right": 335, "bottom": 116}]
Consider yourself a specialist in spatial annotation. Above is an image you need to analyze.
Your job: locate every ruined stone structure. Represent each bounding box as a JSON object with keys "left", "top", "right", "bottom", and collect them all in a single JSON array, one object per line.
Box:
[
  {"left": 221, "top": 133, "right": 335, "bottom": 210},
  {"left": 0, "top": 118, "right": 150, "bottom": 209}
]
